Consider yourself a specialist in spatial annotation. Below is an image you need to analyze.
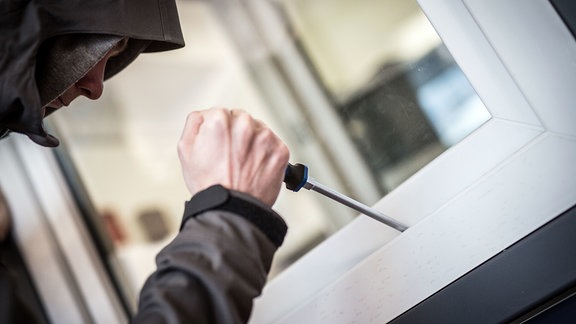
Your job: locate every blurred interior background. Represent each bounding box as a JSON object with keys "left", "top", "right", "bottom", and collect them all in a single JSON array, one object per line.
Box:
[{"left": 46, "top": 0, "right": 489, "bottom": 308}]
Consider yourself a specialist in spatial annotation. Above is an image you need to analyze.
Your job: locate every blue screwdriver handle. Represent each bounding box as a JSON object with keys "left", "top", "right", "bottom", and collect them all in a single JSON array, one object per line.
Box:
[{"left": 284, "top": 163, "right": 308, "bottom": 192}]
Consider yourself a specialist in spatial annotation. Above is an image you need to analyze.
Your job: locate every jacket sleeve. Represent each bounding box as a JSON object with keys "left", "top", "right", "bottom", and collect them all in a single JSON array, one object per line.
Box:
[{"left": 131, "top": 189, "right": 287, "bottom": 324}]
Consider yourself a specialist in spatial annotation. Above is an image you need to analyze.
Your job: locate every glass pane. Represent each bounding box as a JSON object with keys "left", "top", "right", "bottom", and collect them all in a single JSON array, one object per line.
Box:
[
  {"left": 46, "top": 0, "right": 490, "bottom": 308},
  {"left": 278, "top": 0, "right": 490, "bottom": 192}
]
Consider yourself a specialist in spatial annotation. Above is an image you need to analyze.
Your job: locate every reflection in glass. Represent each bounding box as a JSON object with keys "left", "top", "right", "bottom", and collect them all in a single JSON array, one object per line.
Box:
[
  {"left": 339, "top": 45, "right": 489, "bottom": 191},
  {"left": 278, "top": 0, "right": 490, "bottom": 192}
]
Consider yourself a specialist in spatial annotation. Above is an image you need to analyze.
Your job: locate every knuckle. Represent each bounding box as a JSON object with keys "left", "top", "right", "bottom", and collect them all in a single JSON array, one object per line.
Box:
[
  {"left": 279, "top": 144, "right": 290, "bottom": 161},
  {"left": 259, "top": 127, "right": 275, "bottom": 140},
  {"left": 235, "top": 112, "right": 253, "bottom": 128},
  {"left": 207, "top": 110, "right": 229, "bottom": 129},
  {"left": 176, "top": 140, "right": 188, "bottom": 158},
  {"left": 187, "top": 109, "right": 202, "bottom": 118}
]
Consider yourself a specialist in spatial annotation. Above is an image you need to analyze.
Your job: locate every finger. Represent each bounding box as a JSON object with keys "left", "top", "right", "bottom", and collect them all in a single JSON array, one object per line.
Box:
[
  {"left": 203, "top": 107, "right": 232, "bottom": 132},
  {"left": 200, "top": 108, "right": 233, "bottom": 180},
  {"left": 253, "top": 117, "right": 266, "bottom": 131},
  {"left": 231, "top": 112, "right": 257, "bottom": 186},
  {"left": 252, "top": 128, "right": 287, "bottom": 171},
  {"left": 231, "top": 110, "right": 255, "bottom": 149},
  {"left": 230, "top": 108, "right": 246, "bottom": 117},
  {"left": 180, "top": 111, "right": 203, "bottom": 139}
]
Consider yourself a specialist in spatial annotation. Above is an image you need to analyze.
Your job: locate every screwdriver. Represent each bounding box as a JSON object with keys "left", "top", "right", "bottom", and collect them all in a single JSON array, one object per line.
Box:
[{"left": 284, "top": 163, "right": 408, "bottom": 232}]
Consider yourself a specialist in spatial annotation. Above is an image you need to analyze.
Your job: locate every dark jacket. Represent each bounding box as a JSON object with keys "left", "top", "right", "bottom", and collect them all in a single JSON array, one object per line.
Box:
[
  {"left": 133, "top": 187, "right": 287, "bottom": 323},
  {"left": 0, "top": 185, "right": 287, "bottom": 323}
]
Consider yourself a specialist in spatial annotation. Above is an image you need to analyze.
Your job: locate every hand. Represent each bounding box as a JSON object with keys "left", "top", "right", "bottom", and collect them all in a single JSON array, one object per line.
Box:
[{"left": 177, "top": 108, "right": 290, "bottom": 207}]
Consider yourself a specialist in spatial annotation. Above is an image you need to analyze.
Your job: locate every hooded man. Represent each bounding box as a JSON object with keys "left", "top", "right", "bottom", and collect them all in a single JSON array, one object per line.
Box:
[
  {"left": 0, "top": 0, "right": 184, "bottom": 146},
  {"left": 0, "top": 1, "right": 290, "bottom": 323}
]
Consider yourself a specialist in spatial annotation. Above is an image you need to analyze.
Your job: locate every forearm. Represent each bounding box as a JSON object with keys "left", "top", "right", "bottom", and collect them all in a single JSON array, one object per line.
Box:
[{"left": 132, "top": 191, "right": 286, "bottom": 324}]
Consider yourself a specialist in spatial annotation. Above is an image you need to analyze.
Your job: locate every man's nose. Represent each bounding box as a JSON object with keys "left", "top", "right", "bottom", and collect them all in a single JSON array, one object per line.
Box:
[{"left": 75, "top": 59, "right": 106, "bottom": 100}]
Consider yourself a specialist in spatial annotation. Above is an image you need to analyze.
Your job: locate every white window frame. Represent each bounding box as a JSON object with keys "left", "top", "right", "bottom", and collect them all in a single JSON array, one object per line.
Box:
[
  {"left": 249, "top": 0, "right": 576, "bottom": 322},
  {"left": 0, "top": 136, "right": 128, "bottom": 324},
  {"left": 1, "top": 0, "right": 574, "bottom": 322}
]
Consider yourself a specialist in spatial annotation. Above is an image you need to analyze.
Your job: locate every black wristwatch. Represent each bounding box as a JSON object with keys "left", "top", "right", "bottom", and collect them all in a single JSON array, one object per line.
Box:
[{"left": 180, "top": 185, "right": 287, "bottom": 247}]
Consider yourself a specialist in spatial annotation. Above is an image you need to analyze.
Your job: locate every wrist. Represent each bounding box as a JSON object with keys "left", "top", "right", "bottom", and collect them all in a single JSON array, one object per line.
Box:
[{"left": 181, "top": 184, "right": 287, "bottom": 247}]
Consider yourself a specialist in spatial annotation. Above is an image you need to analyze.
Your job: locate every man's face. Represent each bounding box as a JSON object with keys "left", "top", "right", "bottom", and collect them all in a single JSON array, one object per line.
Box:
[{"left": 43, "top": 38, "right": 129, "bottom": 116}]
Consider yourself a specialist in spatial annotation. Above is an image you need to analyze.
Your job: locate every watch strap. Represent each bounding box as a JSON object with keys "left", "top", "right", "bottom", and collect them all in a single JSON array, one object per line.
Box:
[{"left": 181, "top": 185, "right": 287, "bottom": 247}]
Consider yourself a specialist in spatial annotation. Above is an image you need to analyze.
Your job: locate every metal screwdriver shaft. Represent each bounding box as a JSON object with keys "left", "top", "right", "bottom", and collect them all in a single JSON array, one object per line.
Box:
[{"left": 284, "top": 163, "right": 408, "bottom": 232}]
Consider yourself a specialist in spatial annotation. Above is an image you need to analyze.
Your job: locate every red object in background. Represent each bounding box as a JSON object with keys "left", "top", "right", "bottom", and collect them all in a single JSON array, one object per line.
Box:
[{"left": 101, "top": 209, "right": 126, "bottom": 245}]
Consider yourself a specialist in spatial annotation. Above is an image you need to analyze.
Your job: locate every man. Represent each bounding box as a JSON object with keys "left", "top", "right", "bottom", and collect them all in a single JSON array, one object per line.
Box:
[{"left": 0, "top": 1, "right": 290, "bottom": 323}]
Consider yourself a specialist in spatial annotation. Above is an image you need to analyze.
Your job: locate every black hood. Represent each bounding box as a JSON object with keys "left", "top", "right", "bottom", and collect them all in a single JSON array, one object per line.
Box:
[{"left": 0, "top": 0, "right": 185, "bottom": 147}]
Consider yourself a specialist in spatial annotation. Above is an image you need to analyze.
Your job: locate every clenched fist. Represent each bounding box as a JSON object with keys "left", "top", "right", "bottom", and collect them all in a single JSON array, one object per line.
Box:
[{"left": 177, "top": 108, "right": 290, "bottom": 207}]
